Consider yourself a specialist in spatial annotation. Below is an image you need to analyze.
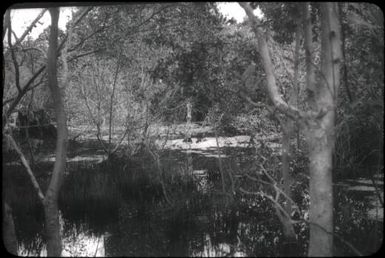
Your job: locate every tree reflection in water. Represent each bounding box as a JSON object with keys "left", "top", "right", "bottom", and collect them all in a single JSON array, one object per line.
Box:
[{"left": 5, "top": 146, "right": 383, "bottom": 256}]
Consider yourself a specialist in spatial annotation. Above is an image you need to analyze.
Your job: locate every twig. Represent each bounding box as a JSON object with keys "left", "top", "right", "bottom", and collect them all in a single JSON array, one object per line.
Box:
[{"left": 239, "top": 187, "right": 291, "bottom": 220}]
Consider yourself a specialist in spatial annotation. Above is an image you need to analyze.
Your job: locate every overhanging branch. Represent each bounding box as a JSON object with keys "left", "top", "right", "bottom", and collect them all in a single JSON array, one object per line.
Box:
[
  {"left": 4, "top": 134, "right": 45, "bottom": 203},
  {"left": 4, "top": 7, "right": 93, "bottom": 121},
  {"left": 239, "top": 2, "right": 307, "bottom": 122},
  {"left": 14, "top": 9, "right": 48, "bottom": 46}
]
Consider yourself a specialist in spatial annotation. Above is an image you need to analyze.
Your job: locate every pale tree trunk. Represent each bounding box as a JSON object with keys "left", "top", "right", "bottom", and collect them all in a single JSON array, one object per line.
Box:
[
  {"left": 239, "top": 2, "right": 342, "bottom": 256},
  {"left": 185, "top": 99, "right": 193, "bottom": 175},
  {"left": 240, "top": 1, "right": 299, "bottom": 247},
  {"left": 307, "top": 3, "right": 341, "bottom": 256},
  {"left": 108, "top": 55, "right": 121, "bottom": 157},
  {"left": 44, "top": 8, "right": 68, "bottom": 256},
  {"left": 185, "top": 99, "right": 192, "bottom": 142},
  {"left": 185, "top": 98, "right": 195, "bottom": 189}
]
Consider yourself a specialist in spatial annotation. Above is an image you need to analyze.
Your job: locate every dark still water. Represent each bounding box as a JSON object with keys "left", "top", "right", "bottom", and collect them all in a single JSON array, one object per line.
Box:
[{"left": 3, "top": 144, "right": 383, "bottom": 256}]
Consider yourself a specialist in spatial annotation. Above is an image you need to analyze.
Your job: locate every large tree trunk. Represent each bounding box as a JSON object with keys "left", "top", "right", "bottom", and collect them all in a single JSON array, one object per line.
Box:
[
  {"left": 44, "top": 8, "right": 68, "bottom": 256},
  {"left": 239, "top": 2, "right": 342, "bottom": 256},
  {"left": 307, "top": 3, "right": 341, "bottom": 256}
]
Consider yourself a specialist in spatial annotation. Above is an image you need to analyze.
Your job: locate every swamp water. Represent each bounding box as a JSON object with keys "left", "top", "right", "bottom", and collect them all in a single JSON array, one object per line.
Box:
[{"left": 3, "top": 137, "right": 383, "bottom": 256}]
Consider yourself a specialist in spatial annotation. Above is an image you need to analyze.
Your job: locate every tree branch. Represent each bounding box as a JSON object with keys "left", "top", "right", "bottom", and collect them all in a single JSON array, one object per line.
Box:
[
  {"left": 239, "top": 2, "right": 306, "bottom": 122},
  {"left": 68, "top": 48, "right": 103, "bottom": 61},
  {"left": 4, "top": 134, "right": 45, "bottom": 203},
  {"left": 4, "top": 7, "right": 93, "bottom": 122},
  {"left": 5, "top": 65, "right": 46, "bottom": 121},
  {"left": 57, "top": 7, "right": 93, "bottom": 52},
  {"left": 7, "top": 15, "right": 21, "bottom": 92},
  {"left": 14, "top": 9, "right": 48, "bottom": 46},
  {"left": 124, "top": 4, "right": 175, "bottom": 38},
  {"left": 240, "top": 176, "right": 363, "bottom": 256}
]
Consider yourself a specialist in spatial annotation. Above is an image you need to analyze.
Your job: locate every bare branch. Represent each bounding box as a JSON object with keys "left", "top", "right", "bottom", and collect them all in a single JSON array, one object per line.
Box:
[
  {"left": 68, "top": 24, "right": 113, "bottom": 52},
  {"left": 11, "top": 31, "right": 20, "bottom": 43},
  {"left": 58, "top": 7, "right": 93, "bottom": 52},
  {"left": 240, "top": 180, "right": 363, "bottom": 256},
  {"left": 239, "top": 187, "right": 291, "bottom": 221},
  {"left": 5, "top": 65, "right": 46, "bottom": 120},
  {"left": 4, "top": 7, "right": 93, "bottom": 122},
  {"left": 124, "top": 4, "right": 175, "bottom": 38},
  {"left": 4, "top": 134, "right": 45, "bottom": 203},
  {"left": 68, "top": 48, "right": 103, "bottom": 61},
  {"left": 239, "top": 2, "right": 306, "bottom": 122},
  {"left": 21, "top": 47, "right": 47, "bottom": 57},
  {"left": 2, "top": 76, "right": 46, "bottom": 107},
  {"left": 14, "top": 9, "right": 48, "bottom": 46},
  {"left": 7, "top": 15, "right": 21, "bottom": 92}
]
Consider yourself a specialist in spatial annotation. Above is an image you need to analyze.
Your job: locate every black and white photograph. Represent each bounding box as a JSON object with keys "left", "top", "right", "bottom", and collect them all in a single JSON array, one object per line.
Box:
[{"left": 2, "top": 2, "right": 383, "bottom": 256}]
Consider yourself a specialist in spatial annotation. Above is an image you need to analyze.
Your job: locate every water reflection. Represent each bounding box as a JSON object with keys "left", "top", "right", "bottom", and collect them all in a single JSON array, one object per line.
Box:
[
  {"left": 190, "top": 232, "right": 247, "bottom": 257},
  {"left": 4, "top": 142, "right": 383, "bottom": 256},
  {"left": 17, "top": 211, "right": 106, "bottom": 257},
  {"left": 19, "top": 234, "right": 106, "bottom": 257},
  {"left": 61, "top": 232, "right": 105, "bottom": 257}
]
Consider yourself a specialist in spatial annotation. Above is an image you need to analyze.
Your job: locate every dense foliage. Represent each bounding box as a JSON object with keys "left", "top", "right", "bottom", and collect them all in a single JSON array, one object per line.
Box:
[{"left": 2, "top": 2, "right": 383, "bottom": 256}]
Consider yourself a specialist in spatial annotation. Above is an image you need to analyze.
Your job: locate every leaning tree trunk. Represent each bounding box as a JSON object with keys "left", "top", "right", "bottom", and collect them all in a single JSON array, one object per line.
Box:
[
  {"left": 44, "top": 8, "right": 68, "bottom": 256},
  {"left": 307, "top": 3, "right": 341, "bottom": 256}
]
